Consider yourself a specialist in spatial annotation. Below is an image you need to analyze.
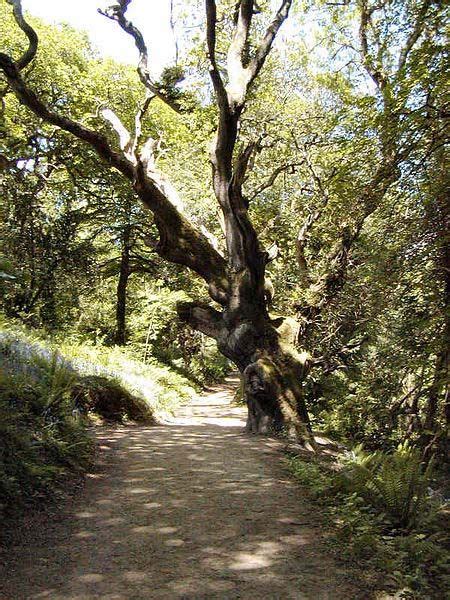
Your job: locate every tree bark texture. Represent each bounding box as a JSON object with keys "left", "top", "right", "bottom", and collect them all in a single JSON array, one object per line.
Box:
[{"left": 115, "top": 226, "right": 131, "bottom": 345}]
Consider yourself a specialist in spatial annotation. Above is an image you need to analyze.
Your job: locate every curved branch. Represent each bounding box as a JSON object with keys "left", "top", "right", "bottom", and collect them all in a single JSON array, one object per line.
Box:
[
  {"left": 0, "top": 42, "right": 229, "bottom": 305},
  {"left": 248, "top": 161, "right": 303, "bottom": 202},
  {"left": 7, "top": 0, "right": 38, "bottom": 70},
  {"left": 0, "top": 54, "right": 135, "bottom": 180},
  {"left": 99, "top": 1, "right": 183, "bottom": 113}
]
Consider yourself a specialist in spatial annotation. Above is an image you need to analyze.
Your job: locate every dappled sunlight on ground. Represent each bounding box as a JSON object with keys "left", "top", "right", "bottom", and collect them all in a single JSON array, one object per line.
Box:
[{"left": 0, "top": 376, "right": 367, "bottom": 600}]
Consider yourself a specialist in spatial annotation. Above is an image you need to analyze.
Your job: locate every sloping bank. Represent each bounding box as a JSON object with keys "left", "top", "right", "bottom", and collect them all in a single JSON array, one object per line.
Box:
[{"left": 0, "top": 326, "right": 197, "bottom": 519}]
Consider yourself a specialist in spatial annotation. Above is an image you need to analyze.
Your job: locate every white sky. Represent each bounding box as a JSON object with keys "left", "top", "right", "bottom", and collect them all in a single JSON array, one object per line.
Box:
[{"left": 22, "top": 0, "right": 176, "bottom": 74}]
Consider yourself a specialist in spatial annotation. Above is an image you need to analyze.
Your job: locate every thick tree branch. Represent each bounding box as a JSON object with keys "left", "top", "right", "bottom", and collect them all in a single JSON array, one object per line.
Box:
[
  {"left": 205, "top": 0, "right": 293, "bottom": 303},
  {"left": 227, "top": 0, "right": 254, "bottom": 105},
  {"left": 132, "top": 161, "right": 228, "bottom": 302},
  {"left": 358, "top": 0, "right": 387, "bottom": 90},
  {"left": 177, "top": 301, "right": 224, "bottom": 340},
  {"left": 205, "top": 0, "right": 229, "bottom": 114},
  {"left": 232, "top": 140, "right": 258, "bottom": 195},
  {"left": 0, "top": 55, "right": 135, "bottom": 180},
  {"left": 0, "top": 4, "right": 229, "bottom": 305},
  {"left": 247, "top": 0, "right": 293, "bottom": 84},
  {"left": 229, "top": 0, "right": 254, "bottom": 68},
  {"left": 397, "top": 0, "right": 432, "bottom": 73},
  {"left": 100, "top": 107, "right": 134, "bottom": 159}
]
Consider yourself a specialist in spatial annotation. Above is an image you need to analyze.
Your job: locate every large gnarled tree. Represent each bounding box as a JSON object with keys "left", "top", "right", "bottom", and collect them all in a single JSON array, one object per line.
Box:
[
  {"left": 1, "top": 0, "right": 314, "bottom": 440},
  {"left": 1, "top": 0, "right": 443, "bottom": 445}
]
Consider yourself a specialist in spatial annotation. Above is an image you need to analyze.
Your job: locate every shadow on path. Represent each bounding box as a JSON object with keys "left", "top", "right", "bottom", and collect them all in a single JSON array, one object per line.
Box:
[{"left": 0, "top": 376, "right": 372, "bottom": 599}]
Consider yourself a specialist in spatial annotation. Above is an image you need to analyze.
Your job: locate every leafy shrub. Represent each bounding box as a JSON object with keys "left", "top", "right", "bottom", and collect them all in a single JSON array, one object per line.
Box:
[
  {"left": 0, "top": 367, "right": 92, "bottom": 517},
  {"left": 287, "top": 445, "right": 448, "bottom": 597},
  {"left": 0, "top": 322, "right": 197, "bottom": 518},
  {"left": 0, "top": 321, "right": 198, "bottom": 418},
  {"left": 287, "top": 455, "right": 331, "bottom": 499}
]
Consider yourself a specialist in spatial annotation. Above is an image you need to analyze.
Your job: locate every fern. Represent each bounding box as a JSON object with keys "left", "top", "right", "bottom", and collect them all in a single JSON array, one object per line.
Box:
[{"left": 341, "top": 443, "right": 436, "bottom": 530}]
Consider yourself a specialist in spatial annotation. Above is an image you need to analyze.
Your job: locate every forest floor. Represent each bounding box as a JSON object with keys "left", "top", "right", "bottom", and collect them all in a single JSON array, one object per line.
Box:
[{"left": 0, "top": 375, "right": 379, "bottom": 600}]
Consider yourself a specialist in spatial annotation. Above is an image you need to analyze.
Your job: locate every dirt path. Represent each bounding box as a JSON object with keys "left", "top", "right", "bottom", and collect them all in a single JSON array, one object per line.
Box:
[{"left": 0, "top": 376, "right": 370, "bottom": 599}]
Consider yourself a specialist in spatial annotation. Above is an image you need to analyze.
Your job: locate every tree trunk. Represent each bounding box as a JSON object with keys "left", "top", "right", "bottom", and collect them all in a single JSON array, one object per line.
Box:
[
  {"left": 179, "top": 287, "right": 313, "bottom": 443},
  {"left": 420, "top": 159, "right": 450, "bottom": 463},
  {"left": 223, "top": 319, "right": 311, "bottom": 440},
  {"left": 2, "top": 0, "right": 308, "bottom": 440},
  {"left": 115, "top": 227, "right": 131, "bottom": 346},
  {"left": 243, "top": 349, "right": 311, "bottom": 438}
]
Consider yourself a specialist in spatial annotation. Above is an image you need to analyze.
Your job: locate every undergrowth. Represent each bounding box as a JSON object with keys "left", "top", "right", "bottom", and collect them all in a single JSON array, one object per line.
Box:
[
  {"left": 287, "top": 444, "right": 449, "bottom": 599},
  {"left": 0, "top": 365, "right": 93, "bottom": 519},
  {"left": 0, "top": 318, "right": 198, "bottom": 519}
]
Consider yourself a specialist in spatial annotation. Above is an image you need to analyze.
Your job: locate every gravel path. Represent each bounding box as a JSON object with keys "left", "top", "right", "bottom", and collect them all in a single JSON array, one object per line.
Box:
[{"left": 0, "top": 376, "right": 371, "bottom": 599}]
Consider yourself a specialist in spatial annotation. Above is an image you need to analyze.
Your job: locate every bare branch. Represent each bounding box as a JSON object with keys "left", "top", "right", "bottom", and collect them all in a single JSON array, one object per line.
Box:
[
  {"left": 228, "top": 0, "right": 254, "bottom": 68},
  {"left": 232, "top": 140, "right": 258, "bottom": 195},
  {"left": 0, "top": 41, "right": 229, "bottom": 304},
  {"left": 248, "top": 161, "right": 303, "bottom": 202},
  {"left": 132, "top": 92, "right": 154, "bottom": 156},
  {"left": 205, "top": 0, "right": 229, "bottom": 113},
  {"left": 6, "top": 0, "right": 38, "bottom": 70},
  {"left": 266, "top": 242, "right": 279, "bottom": 263},
  {"left": 227, "top": 0, "right": 254, "bottom": 105},
  {"left": 99, "top": 1, "right": 183, "bottom": 113},
  {"left": 248, "top": 0, "right": 293, "bottom": 84},
  {"left": 358, "top": 0, "right": 386, "bottom": 90},
  {"left": 177, "top": 301, "right": 224, "bottom": 340},
  {"left": 100, "top": 107, "right": 134, "bottom": 159},
  {"left": 398, "top": 0, "right": 432, "bottom": 73}
]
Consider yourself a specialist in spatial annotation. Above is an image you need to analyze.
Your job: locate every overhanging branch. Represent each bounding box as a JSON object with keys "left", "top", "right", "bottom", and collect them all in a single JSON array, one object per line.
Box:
[
  {"left": 0, "top": 0, "right": 230, "bottom": 305},
  {"left": 248, "top": 0, "right": 293, "bottom": 84},
  {"left": 177, "top": 301, "right": 224, "bottom": 340}
]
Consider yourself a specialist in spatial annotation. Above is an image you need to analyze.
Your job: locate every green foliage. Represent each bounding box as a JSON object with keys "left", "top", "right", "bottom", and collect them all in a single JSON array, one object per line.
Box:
[
  {"left": 0, "top": 318, "right": 199, "bottom": 417},
  {"left": 127, "top": 287, "right": 231, "bottom": 385},
  {"left": 0, "top": 0, "right": 447, "bottom": 488},
  {"left": 71, "top": 375, "right": 154, "bottom": 423},
  {"left": 0, "top": 365, "right": 92, "bottom": 517},
  {"left": 59, "top": 340, "right": 198, "bottom": 416},
  {"left": 338, "top": 444, "right": 436, "bottom": 531},
  {"left": 287, "top": 446, "right": 448, "bottom": 597},
  {"left": 0, "top": 318, "right": 200, "bottom": 517},
  {"left": 287, "top": 456, "right": 330, "bottom": 499}
]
